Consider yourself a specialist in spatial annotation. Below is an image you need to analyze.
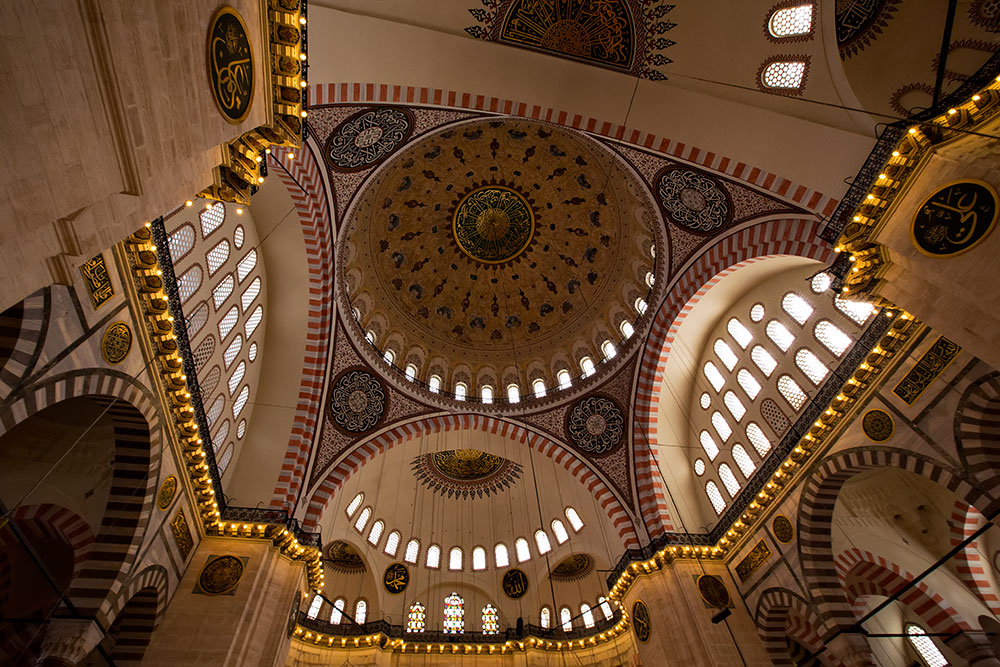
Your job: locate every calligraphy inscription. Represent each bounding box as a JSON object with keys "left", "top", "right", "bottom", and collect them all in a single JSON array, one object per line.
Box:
[
  {"left": 912, "top": 180, "right": 998, "bottom": 257},
  {"left": 632, "top": 600, "right": 651, "bottom": 643},
  {"left": 79, "top": 254, "right": 114, "bottom": 309},
  {"left": 502, "top": 568, "right": 529, "bottom": 599},
  {"left": 171, "top": 509, "right": 194, "bottom": 560},
  {"left": 735, "top": 539, "right": 771, "bottom": 582},
  {"left": 892, "top": 336, "right": 961, "bottom": 405},
  {"left": 208, "top": 7, "right": 254, "bottom": 123},
  {"left": 453, "top": 186, "right": 535, "bottom": 264},
  {"left": 383, "top": 563, "right": 409, "bottom": 595}
]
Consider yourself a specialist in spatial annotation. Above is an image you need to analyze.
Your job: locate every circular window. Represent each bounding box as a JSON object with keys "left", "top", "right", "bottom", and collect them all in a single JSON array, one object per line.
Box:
[
  {"left": 700, "top": 393, "right": 710, "bottom": 409},
  {"left": 237, "top": 419, "right": 247, "bottom": 438},
  {"left": 694, "top": 459, "right": 706, "bottom": 476},
  {"left": 234, "top": 225, "right": 245, "bottom": 249},
  {"left": 750, "top": 303, "right": 765, "bottom": 322},
  {"left": 810, "top": 272, "right": 832, "bottom": 294},
  {"left": 248, "top": 342, "right": 258, "bottom": 361}
]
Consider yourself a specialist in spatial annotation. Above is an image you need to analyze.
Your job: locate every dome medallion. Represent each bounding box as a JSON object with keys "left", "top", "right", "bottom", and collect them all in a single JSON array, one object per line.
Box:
[{"left": 452, "top": 184, "right": 536, "bottom": 265}]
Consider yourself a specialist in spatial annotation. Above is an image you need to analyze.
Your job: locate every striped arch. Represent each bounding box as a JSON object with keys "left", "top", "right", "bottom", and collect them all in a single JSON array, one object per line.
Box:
[
  {"left": 0, "top": 287, "right": 47, "bottom": 395},
  {"left": 0, "top": 370, "right": 161, "bottom": 624},
  {"left": 797, "top": 446, "right": 988, "bottom": 633},
  {"left": 754, "top": 588, "right": 836, "bottom": 666},
  {"left": 301, "top": 414, "right": 641, "bottom": 548},
  {"left": 838, "top": 548, "right": 970, "bottom": 635},
  {"left": 266, "top": 143, "right": 334, "bottom": 512},
  {"left": 634, "top": 217, "right": 833, "bottom": 538},
  {"left": 956, "top": 371, "right": 1000, "bottom": 508},
  {"left": 949, "top": 501, "right": 1000, "bottom": 615},
  {"left": 1, "top": 504, "right": 95, "bottom": 584},
  {"left": 97, "top": 565, "right": 169, "bottom": 665}
]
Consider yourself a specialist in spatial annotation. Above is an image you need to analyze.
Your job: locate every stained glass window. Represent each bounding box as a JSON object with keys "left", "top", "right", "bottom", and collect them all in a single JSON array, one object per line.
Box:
[
  {"left": 245, "top": 305, "right": 263, "bottom": 338},
  {"left": 712, "top": 411, "right": 732, "bottom": 441},
  {"left": 540, "top": 607, "right": 551, "bottom": 629},
  {"left": 746, "top": 423, "right": 771, "bottom": 456},
  {"left": 781, "top": 292, "right": 813, "bottom": 325},
  {"left": 354, "top": 507, "right": 371, "bottom": 532},
  {"left": 307, "top": 594, "right": 322, "bottom": 619},
  {"left": 232, "top": 385, "right": 249, "bottom": 419},
  {"left": 331, "top": 598, "right": 345, "bottom": 625},
  {"left": 443, "top": 593, "right": 464, "bottom": 634},
  {"left": 766, "top": 320, "right": 795, "bottom": 352},
  {"left": 815, "top": 319, "right": 852, "bottom": 356},
  {"left": 406, "top": 603, "right": 425, "bottom": 633},
  {"left": 732, "top": 444, "right": 756, "bottom": 478},
  {"left": 449, "top": 547, "right": 463, "bottom": 571},
  {"left": 206, "top": 394, "right": 224, "bottom": 427},
  {"left": 706, "top": 481, "right": 726, "bottom": 514},
  {"left": 404, "top": 539, "right": 420, "bottom": 564},
  {"left": 724, "top": 390, "right": 746, "bottom": 421},
  {"left": 240, "top": 276, "right": 261, "bottom": 312},
  {"left": 212, "top": 274, "right": 234, "bottom": 309},
  {"left": 482, "top": 604, "right": 499, "bottom": 634},
  {"left": 200, "top": 202, "right": 225, "bottom": 237},
  {"left": 368, "top": 520, "right": 384, "bottom": 546},
  {"left": 795, "top": 348, "right": 828, "bottom": 385},
  {"left": 177, "top": 265, "right": 203, "bottom": 304},
  {"left": 426, "top": 544, "right": 441, "bottom": 568},
  {"left": 560, "top": 607, "right": 573, "bottom": 631},
  {"left": 704, "top": 361, "right": 725, "bottom": 392},
  {"left": 206, "top": 239, "right": 230, "bottom": 276},
  {"left": 355, "top": 599, "right": 367, "bottom": 624},
  {"left": 715, "top": 339, "right": 738, "bottom": 371},
  {"left": 218, "top": 306, "right": 239, "bottom": 340},
  {"left": 778, "top": 374, "right": 807, "bottom": 410},
  {"left": 494, "top": 543, "right": 509, "bottom": 568},
  {"left": 384, "top": 531, "right": 400, "bottom": 556},
  {"left": 472, "top": 546, "right": 486, "bottom": 571},
  {"left": 762, "top": 60, "right": 806, "bottom": 89},
  {"left": 751, "top": 345, "right": 778, "bottom": 377},
  {"left": 565, "top": 507, "right": 584, "bottom": 531},
  {"left": 700, "top": 430, "right": 719, "bottom": 460},
  {"left": 835, "top": 296, "right": 875, "bottom": 325},
  {"left": 906, "top": 623, "right": 947, "bottom": 667},
  {"left": 533, "top": 378, "right": 546, "bottom": 397},
  {"left": 228, "top": 361, "right": 245, "bottom": 395},
  {"left": 768, "top": 4, "right": 813, "bottom": 37},
  {"left": 346, "top": 493, "right": 363, "bottom": 517},
  {"left": 719, "top": 463, "right": 740, "bottom": 497},
  {"left": 236, "top": 250, "right": 257, "bottom": 282},
  {"left": 551, "top": 519, "right": 569, "bottom": 544},
  {"left": 581, "top": 603, "right": 595, "bottom": 628},
  {"left": 168, "top": 224, "right": 195, "bottom": 260},
  {"left": 515, "top": 538, "right": 531, "bottom": 562},
  {"left": 534, "top": 529, "right": 551, "bottom": 554},
  {"left": 737, "top": 369, "right": 762, "bottom": 399}
]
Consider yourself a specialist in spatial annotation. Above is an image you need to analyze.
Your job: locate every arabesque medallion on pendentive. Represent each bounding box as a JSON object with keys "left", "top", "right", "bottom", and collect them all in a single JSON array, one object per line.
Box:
[
  {"left": 329, "top": 368, "right": 386, "bottom": 434},
  {"left": 325, "top": 107, "right": 414, "bottom": 172},
  {"left": 566, "top": 394, "right": 626, "bottom": 455},
  {"left": 655, "top": 166, "right": 733, "bottom": 234},
  {"left": 207, "top": 6, "right": 254, "bottom": 123},
  {"left": 862, "top": 408, "right": 894, "bottom": 442},
  {"left": 452, "top": 184, "right": 536, "bottom": 264},
  {"left": 911, "top": 179, "right": 998, "bottom": 257}
]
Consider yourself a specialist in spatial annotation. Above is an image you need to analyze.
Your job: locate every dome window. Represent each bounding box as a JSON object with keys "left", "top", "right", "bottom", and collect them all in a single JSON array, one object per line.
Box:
[
  {"left": 580, "top": 356, "right": 596, "bottom": 377},
  {"left": 507, "top": 384, "right": 520, "bottom": 403},
  {"left": 601, "top": 340, "right": 616, "bottom": 360},
  {"left": 620, "top": 321, "right": 634, "bottom": 339},
  {"left": 557, "top": 369, "right": 572, "bottom": 390},
  {"left": 532, "top": 378, "right": 547, "bottom": 398},
  {"left": 634, "top": 297, "right": 647, "bottom": 315},
  {"left": 404, "top": 364, "right": 417, "bottom": 381},
  {"left": 481, "top": 384, "right": 494, "bottom": 404},
  {"left": 428, "top": 375, "right": 441, "bottom": 393},
  {"left": 382, "top": 348, "right": 395, "bottom": 365},
  {"left": 454, "top": 382, "right": 467, "bottom": 401}
]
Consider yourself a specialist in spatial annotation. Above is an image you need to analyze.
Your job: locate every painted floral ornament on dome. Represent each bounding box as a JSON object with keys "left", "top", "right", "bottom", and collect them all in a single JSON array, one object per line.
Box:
[
  {"left": 325, "top": 107, "right": 413, "bottom": 172},
  {"left": 656, "top": 167, "right": 732, "bottom": 233},
  {"left": 329, "top": 369, "right": 386, "bottom": 433},
  {"left": 567, "top": 395, "right": 625, "bottom": 454}
]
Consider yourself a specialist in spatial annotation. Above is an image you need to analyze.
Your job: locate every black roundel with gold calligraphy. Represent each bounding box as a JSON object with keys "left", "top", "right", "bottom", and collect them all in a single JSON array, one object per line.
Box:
[
  {"left": 632, "top": 599, "right": 651, "bottom": 642},
  {"left": 208, "top": 6, "right": 254, "bottom": 123},
  {"left": 452, "top": 185, "right": 536, "bottom": 264},
  {"left": 383, "top": 562, "right": 409, "bottom": 595},
  {"left": 502, "top": 568, "right": 529, "bottom": 599},
  {"left": 912, "top": 180, "right": 998, "bottom": 257}
]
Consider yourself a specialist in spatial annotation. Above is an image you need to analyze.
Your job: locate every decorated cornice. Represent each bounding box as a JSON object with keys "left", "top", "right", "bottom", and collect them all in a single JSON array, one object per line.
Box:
[
  {"left": 200, "top": 0, "right": 308, "bottom": 204},
  {"left": 119, "top": 222, "right": 324, "bottom": 590}
]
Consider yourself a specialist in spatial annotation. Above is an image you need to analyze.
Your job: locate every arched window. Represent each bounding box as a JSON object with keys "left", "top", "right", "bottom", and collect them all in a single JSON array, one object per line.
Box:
[
  {"left": 206, "top": 239, "right": 230, "bottom": 276},
  {"left": 494, "top": 543, "right": 509, "bottom": 568},
  {"left": 532, "top": 378, "right": 546, "bottom": 398},
  {"left": 565, "top": 507, "right": 584, "bottom": 531},
  {"left": 428, "top": 375, "right": 441, "bottom": 393},
  {"left": 560, "top": 607, "right": 573, "bottom": 631},
  {"left": 620, "top": 320, "right": 634, "bottom": 339},
  {"left": 346, "top": 493, "right": 363, "bottom": 517},
  {"left": 746, "top": 423, "right": 771, "bottom": 456},
  {"left": 598, "top": 597, "right": 613, "bottom": 620},
  {"left": 449, "top": 547, "right": 463, "bottom": 571},
  {"left": 482, "top": 604, "right": 499, "bottom": 634},
  {"left": 815, "top": 319, "right": 851, "bottom": 356},
  {"left": 178, "top": 265, "right": 203, "bottom": 304},
  {"left": 331, "top": 598, "right": 345, "bottom": 625},
  {"left": 515, "top": 538, "right": 531, "bottom": 562},
  {"left": 382, "top": 349, "right": 395, "bottom": 365},
  {"left": 766, "top": 320, "right": 795, "bottom": 352},
  {"left": 724, "top": 391, "right": 746, "bottom": 421},
  {"left": 406, "top": 602, "right": 425, "bottom": 633},
  {"left": 186, "top": 302, "right": 209, "bottom": 338},
  {"left": 768, "top": 4, "right": 813, "bottom": 37},
  {"left": 557, "top": 369, "right": 572, "bottom": 389},
  {"left": 244, "top": 305, "right": 263, "bottom": 338},
  {"left": 454, "top": 382, "right": 467, "bottom": 401},
  {"left": 218, "top": 444, "right": 234, "bottom": 474},
  {"left": 200, "top": 202, "right": 225, "bottom": 237},
  {"left": 728, "top": 318, "right": 753, "bottom": 348},
  {"left": 365, "top": 330, "right": 376, "bottom": 344},
  {"left": 601, "top": 340, "right": 616, "bottom": 360},
  {"left": 795, "top": 348, "right": 828, "bottom": 385},
  {"left": 737, "top": 369, "right": 761, "bottom": 399},
  {"left": 168, "top": 224, "right": 196, "bottom": 260},
  {"left": 751, "top": 345, "right": 778, "bottom": 377},
  {"left": 507, "top": 384, "right": 520, "bottom": 403},
  {"left": 781, "top": 292, "right": 813, "bottom": 325},
  {"left": 443, "top": 593, "right": 464, "bottom": 634},
  {"left": 811, "top": 272, "right": 832, "bottom": 294},
  {"left": 761, "top": 60, "right": 807, "bottom": 90},
  {"left": 706, "top": 481, "right": 726, "bottom": 514},
  {"left": 750, "top": 303, "right": 765, "bottom": 322},
  {"left": 835, "top": 296, "right": 875, "bottom": 325},
  {"left": 480, "top": 384, "right": 493, "bottom": 404},
  {"left": 905, "top": 623, "right": 947, "bottom": 667},
  {"left": 232, "top": 385, "right": 249, "bottom": 419},
  {"left": 712, "top": 411, "right": 732, "bottom": 441},
  {"left": 404, "top": 364, "right": 417, "bottom": 381},
  {"left": 354, "top": 599, "right": 367, "bottom": 624},
  {"left": 354, "top": 507, "right": 371, "bottom": 532},
  {"left": 703, "top": 361, "right": 725, "bottom": 392},
  {"left": 194, "top": 336, "right": 216, "bottom": 371},
  {"left": 218, "top": 306, "right": 239, "bottom": 340},
  {"left": 700, "top": 430, "right": 720, "bottom": 460},
  {"left": 307, "top": 594, "right": 322, "bottom": 619},
  {"left": 581, "top": 356, "right": 596, "bottom": 377},
  {"left": 540, "top": 606, "right": 551, "bottom": 629},
  {"left": 368, "top": 520, "right": 384, "bottom": 546},
  {"left": 228, "top": 361, "right": 246, "bottom": 395},
  {"left": 732, "top": 444, "right": 756, "bottom": 478},
  {"left": 384, "top": 531, "right": 400, "bottom": 556},
  {"left": 472, "top": 546, "right": 486, "bottom": 571},
  {"left": 778, "top": 374, "right": 807, "bottom": 410},
  {"left": 534, "top": 530, "right": 551, "bottom": 554},
  {"left": 714, "top": 339, "right": 738, "bottom": 371},
  {"left": 426, "top": 544, "right": 441, "bottom": 569},
  {"left": 212, "top": 420, "right": 229, "bottom": 450},
  {"left": 404, "top": 539, "right": 420, "bottom": 564},
  {"left": 551, "top": 519, "right": 569, "bottom": 544},
  {"left": 236, "top": 250, "right": 257, "bottom": 282},
  {"left": 206, "top": 394, "right": 225, "bottom": 427},
  {"left": 581, "top": 603, "right": 595, "bottom": 628},
  {"left": 719, "top": 463, "right": 740, "bottom": 497},
  {"left": 634, "top": 297, "right": 647, "bottom": 315},
  {"left": 645, "top": 271, "right": 654, "bottom": 288}
]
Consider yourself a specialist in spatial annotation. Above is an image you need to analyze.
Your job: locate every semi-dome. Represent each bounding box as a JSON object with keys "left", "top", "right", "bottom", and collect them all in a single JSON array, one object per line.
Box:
[{"left": 339, "top": 117, "right": 659, "bottom": 400}]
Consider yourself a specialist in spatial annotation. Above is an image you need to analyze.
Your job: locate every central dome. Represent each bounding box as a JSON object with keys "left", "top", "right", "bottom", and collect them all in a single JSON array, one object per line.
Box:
[{"left": 340, "top": 117, "right": 658, "bottom": 399}]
